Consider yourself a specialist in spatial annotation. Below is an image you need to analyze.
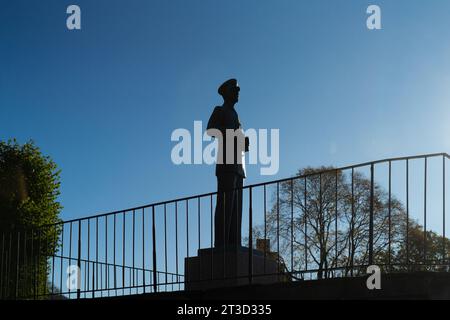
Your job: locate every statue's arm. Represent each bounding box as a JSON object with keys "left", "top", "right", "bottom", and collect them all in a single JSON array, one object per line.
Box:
[{"left": 206, "top": 107, "right": 223, "bottom": 137}]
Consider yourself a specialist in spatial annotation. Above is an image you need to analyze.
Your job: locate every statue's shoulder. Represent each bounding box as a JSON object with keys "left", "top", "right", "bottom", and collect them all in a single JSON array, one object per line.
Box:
[{"left": 211, "top": 105, "right": 224, "bottom": 116}]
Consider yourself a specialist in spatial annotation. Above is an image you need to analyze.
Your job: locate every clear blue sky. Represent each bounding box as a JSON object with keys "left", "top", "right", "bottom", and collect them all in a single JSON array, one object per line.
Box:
[{"left": 2, "top": 0, "right": 450, "bottom": 224}]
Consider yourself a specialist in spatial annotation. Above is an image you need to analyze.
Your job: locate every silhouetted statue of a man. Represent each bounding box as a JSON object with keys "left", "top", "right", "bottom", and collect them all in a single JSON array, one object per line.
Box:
[{"left": 207, "top": 79, "right": 249, "bottom": 248}]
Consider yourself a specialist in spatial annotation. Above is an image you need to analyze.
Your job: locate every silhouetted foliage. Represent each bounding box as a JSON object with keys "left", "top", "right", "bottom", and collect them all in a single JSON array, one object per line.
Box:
[{"left": 0, "top": 139, "right": 62, "bottom": 299}]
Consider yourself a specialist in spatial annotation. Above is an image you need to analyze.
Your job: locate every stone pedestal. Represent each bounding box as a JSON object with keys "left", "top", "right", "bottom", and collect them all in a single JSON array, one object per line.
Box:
[{"left": 184, "top": 246, "right": 283, "bottom": 291}]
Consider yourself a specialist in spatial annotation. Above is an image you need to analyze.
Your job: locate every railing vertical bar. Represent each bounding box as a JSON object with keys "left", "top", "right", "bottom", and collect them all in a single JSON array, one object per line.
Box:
[
  {"left": 335, "top": 170, "right": 338, "bottom": 271},
  {"left": 290, "top": 179, "right": 294, "bottom": 275},
  {"left": 91, "top": 246, "right": 96, "bottom": 297},
  {"left": 351, "top": 168, "right": 354, "bottom": 276},
  {"left": 369, "top": 164, "right": 374, "bottom": 266},
  {"left": 86, "top": 221, "right": 89, "bottom": 297},
  {"left": 132, "top": 210, "right": 135, "bottom": 291},
  {"left": 164, "top": 204, "right": 168, "bottom": 288},
  {"left": 248, "top": 186, "right": 253, "bottom": 284},
  {"left": 7, "top": 232, "right": 11, "bottom": 299},
  {"left": 2, "top": 233, "right": 5, "bottom": 298},
  {"left": 22, "top": 230, "right": 27, "bottom": 299},
  {"left": 223, "top": 191, "right": 226, "bottom": 280},
  {"left": 113, "top": 214, "right": 117, "bottom": 295},
  {"left": 129, "top": 265, "right": 132, "bottom": 295},
  {"left": 198, "top": 197, "right": 201, "bottom": 282},
  {"left": 210, "top": 195, "right": 214, "bottom": 281},
  {"left": 388, "top": 161, "right": 392, "bottom": 271},
  {"left": 236, "top": 189, "right": 239, "bottom": 277},
  {"left": 424, "top": 157, "right": 427, "bottom": 264},
  {"left": 2, "top": 234, "right": 5, "bottom": 298},
  {"left": 15, "top": 231, "right": 20, "bottom": 300},
  {"left": 319, "top": 173, "right": 323, "bottom": 277},
  {"left": 69, "top": 222, "right": 73, "bottom": 296},
  {"left": 152, "top": 205, "right": 157, "bottom": 293},
  {"left": 2, "top": 232, "right": 6, "bottom": 298},
  {"left": 443, "top": 155, "right": 446, "bottom": 263},
  {"left": 51, "top": 229, "right": 56, "bottom": 296},
  {"left": 105, "top": 216, "right": 108, "bottom": 295},
  {"left": 2, "top": 233, "right": 5, "bottom": 299},
  {"left": 142, "top": 208, "right": 145, "bottom": 293},
  {"left": 77, "top": 220, "right": 82, "bottom": 299},
  {"left": 175, "top": 202, "right": 179, "bottom": 289},
  {"left": 0, "top": 232, "right": 4, "bottom": 300},
  {"left": 406, "top": 159, "right": 409, "bottom": 267},
  {"left": 236, "top": 187, "right": 240, "bottom": 248},
  {"left": 277, "top": 182, "right": 280, "bottom": 274},
  {"left": 304, "top": 177, "right": 308, "bottom": 272},
  {"left": 31, "top": 230, "right": 35, "bottom": 300},
  {"left": 186, "top": 200, "right": 189, "bottom": 282},
  {"left": 95, "top": 217, "right": 98, "bottom": 297},
  {"left": 6, "top": 232, "right": 12, "bottom": 298},
  {"left": 84, "top": 259, "right": 87, "bottom": 298},
  {"left": 36, "top": 230, "right": 40, "bottom": 298},
  {"left": 263, "top": 184, "right": 267, "bottom": 274},
  {"left": 24, "top": 231, "right": 28, "bottom": 298},
  {"left": 100, "top": 260, "right": 103, "bottom": 297},
  {"left": 122, "top": 211, "right": 126, "bottom": 294}
]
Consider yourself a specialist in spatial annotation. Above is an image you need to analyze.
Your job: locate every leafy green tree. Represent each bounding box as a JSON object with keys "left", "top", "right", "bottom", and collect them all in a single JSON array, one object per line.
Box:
[{"left": 0, "top": 139, "right": 62, "bottom": 299}]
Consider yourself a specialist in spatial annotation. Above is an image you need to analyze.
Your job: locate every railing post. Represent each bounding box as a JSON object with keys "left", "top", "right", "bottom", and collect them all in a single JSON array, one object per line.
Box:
[
  {"left": 276, "top": 183, "right": 280, "bottom": 274},
  {"left": 248, "top": 186, "right": 253, "bottom": 284},
  {"left": 77, "top": 221, "right": 81, "bottom": 299},
  {"left": 424, "top": 157, "right": 427, "bottom": 264},
  {"left": 37, "top": 230, "right": 41, "bottom": 299},
  {"left": 23, "top": 230, "right": 27, "bottom": 299},
  {"left": 142, "top": 209, "right": 145, "bottom": 293},
  {"left": 406, "top": 159, "right": 409, "bottom": 268},
  {"left": 290, "top": 179, "right": 294, "bottom": 276},
  {"left": 335, "top": 170, "right": 338, "bottom": 271},
  {"left": 0, "top": 232, "right": 4, "bottom": 300},
  {"left": 164, "top": 204, "right": 168, "bottom": 289},
  {"left": 443, "top": 155, "right": 446, "bottom": 264},
  {"left": 15, "top": 231, "right": 20, "bottom": 300},
  {"left": 304, "top": 177, "right": 308, "bottom": 272},
  {"left": 31, "top": 230, "right": 36, "bottom": 300},
  {"left": 388, "top": 161, "right": 392, "bottom": 271},
  {"left": 152, "top": 206, "right": 157, "bottom": 293},
  {"left": 368, "top": 164, "right": 374, "bottom": 266}
]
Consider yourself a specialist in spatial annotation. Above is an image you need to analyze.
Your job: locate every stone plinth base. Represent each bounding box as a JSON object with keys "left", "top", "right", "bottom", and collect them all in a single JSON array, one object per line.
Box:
[{"left": 184, "top": 246, "right": 283, "bottom": 291}]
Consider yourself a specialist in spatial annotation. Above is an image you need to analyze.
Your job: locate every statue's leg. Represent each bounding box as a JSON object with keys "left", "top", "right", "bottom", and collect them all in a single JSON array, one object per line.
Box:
[
  {"left": 228, "top": 175, "right": 243, "bottom": 247},
  {"left": 214, "top": 173, "right": 235, "bottom": 248}
]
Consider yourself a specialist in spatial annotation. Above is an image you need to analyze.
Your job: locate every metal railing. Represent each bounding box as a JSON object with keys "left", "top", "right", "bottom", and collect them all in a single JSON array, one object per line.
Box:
[{"left": 1, "top": 152, "right": 449, "bottom": 299}]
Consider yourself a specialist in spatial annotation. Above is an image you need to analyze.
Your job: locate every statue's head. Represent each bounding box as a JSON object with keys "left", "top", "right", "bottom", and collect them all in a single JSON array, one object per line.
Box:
[{"left": 218, "top": 78, "right": 240, "bottom": 104}]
